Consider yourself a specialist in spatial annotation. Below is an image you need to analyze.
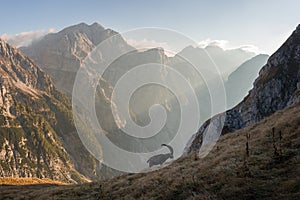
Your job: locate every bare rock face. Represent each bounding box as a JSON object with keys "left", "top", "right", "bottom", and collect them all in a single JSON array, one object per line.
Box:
[
  {"left": 0, "top": 38, "right": 94, "bottom": 183},
  {"left": 185, "top": 25, "right": 300, "bottom": 153}
]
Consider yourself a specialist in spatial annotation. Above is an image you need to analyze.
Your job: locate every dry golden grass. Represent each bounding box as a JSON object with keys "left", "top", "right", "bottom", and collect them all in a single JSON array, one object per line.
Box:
[
  {"left": 0, "top": 178, "right": 68, "bottom": 185},
  {"left": 1, "top": 102, "right": 300, "bottom": 199}
]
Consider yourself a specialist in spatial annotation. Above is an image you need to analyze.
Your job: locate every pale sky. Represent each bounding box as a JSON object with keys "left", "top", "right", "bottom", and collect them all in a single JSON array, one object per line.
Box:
[{"left": 1, "top": 0, "right": 299, "bottom": 54}]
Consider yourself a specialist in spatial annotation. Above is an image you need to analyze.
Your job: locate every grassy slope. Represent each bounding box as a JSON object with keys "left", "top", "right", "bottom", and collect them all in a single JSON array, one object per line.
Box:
[{"left": 0, "top": 102, "right": 299, "bottom": 199}]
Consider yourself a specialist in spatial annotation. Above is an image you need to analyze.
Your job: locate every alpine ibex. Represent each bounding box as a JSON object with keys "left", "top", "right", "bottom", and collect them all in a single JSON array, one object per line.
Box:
[{"left": 147, "top": 144, "right": 174, "bottom": 167}]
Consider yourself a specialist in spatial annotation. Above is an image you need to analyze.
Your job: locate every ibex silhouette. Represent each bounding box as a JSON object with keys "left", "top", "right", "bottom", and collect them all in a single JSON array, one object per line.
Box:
[{"left": 147, "top": 144, "right": 174, "bottom": 167}]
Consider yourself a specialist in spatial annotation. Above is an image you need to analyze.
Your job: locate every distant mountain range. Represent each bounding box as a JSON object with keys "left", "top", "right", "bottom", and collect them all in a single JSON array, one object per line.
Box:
[
  {"left": 21, "top": 22, "right": 258, "bottom": 96},
  {"left": 19, "top": 23, "right": 263, "bottom": 159},
  {"left": 20, "top": 22, "right": 264, "bottom": 129},
  {"left": 176, "top": 45, "right": 256, "bottom": 78}
]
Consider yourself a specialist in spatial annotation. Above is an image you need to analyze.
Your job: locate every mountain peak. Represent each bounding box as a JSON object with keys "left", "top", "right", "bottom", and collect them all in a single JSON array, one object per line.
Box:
[
  {"left": 296, "top": 24, "right": 300, "bottom": 32},
  {"left": 90, "top": 22, "right": 105, "bottom": 29},
  {"left": 21, "top": 22, "right": 131, "bottom": 95},
  {"left": 59, "top": 22, "right": 105, "bottom": 36},
  {"left": 0, "top": 37, "right": 17, "bottom": 57},
  {"left": 205, "top": 45, "right": 224, "bottom": 51}
]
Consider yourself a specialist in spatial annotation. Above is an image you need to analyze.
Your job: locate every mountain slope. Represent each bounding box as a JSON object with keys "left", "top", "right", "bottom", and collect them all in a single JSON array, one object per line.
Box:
[
  {"left": 2, "top": 100, "right": 299, "bottom": 199},
  {"left": 226, "top": 54, "right": 269, "bottom": 108},
  {"left": 186, "top": 25, "right": 300, "bottom": 153},
  {"left": 0, "top": 38, "right": 96, "bottom": 183}
]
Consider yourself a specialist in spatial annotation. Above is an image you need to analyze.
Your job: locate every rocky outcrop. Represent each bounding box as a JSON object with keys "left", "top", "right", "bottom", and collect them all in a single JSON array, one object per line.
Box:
[
  {"left": 287, "top": 82, "right": 300, "bottom": 105},
  {"left": 185, "top": 25, "right": 300, "bottom": 153}
]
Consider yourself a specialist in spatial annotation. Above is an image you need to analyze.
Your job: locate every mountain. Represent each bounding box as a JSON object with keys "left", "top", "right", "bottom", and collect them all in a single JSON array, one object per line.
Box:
[
  {"left": 226, "top": 54, "right": 269, "bottom": 108},
  {"left": 21, "top": 22, "right": 256, "bottom": 97},
  {"left": 0, "top": 38, "right": 98, "bottom": 183},
  {"left": 21, "top": 22, "right": 133, "bottom": 96},
  {"left": 176, "top": 45, "right": 256, "bottom": 78},
  {"left": 88, "top": 39, "right": 259, "bottom": 133},
  {"left": 185, "top": 25, "right": 300, "bottom": 153}
]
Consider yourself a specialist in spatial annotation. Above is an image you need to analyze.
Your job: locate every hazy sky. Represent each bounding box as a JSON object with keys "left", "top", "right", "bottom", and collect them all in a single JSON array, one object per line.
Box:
[{"left": 1, "top": 0, "right": 299, "bottom": 54}]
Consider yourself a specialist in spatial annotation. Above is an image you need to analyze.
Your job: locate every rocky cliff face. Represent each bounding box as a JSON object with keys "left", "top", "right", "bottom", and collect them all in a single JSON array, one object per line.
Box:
[
  {"left": 185, "top": 25, "right": 300, "bottom": 153},
  {"left": 0, "top": 38, "right": 97, "bottom": 183}
]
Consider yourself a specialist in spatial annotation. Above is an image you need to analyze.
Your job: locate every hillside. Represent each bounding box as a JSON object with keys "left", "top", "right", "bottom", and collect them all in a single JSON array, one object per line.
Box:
[
  {"left": 1, "top": 101, "right": 299, "bottom": 199},
  {"left": 0, "top": 38, "right": 97, "bottom": 183}
]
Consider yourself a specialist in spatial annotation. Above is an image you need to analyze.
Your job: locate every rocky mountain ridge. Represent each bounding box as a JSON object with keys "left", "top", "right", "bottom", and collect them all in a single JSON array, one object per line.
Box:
[{"left": 185, "top": 25, "right": 300, "bottom": 153}]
